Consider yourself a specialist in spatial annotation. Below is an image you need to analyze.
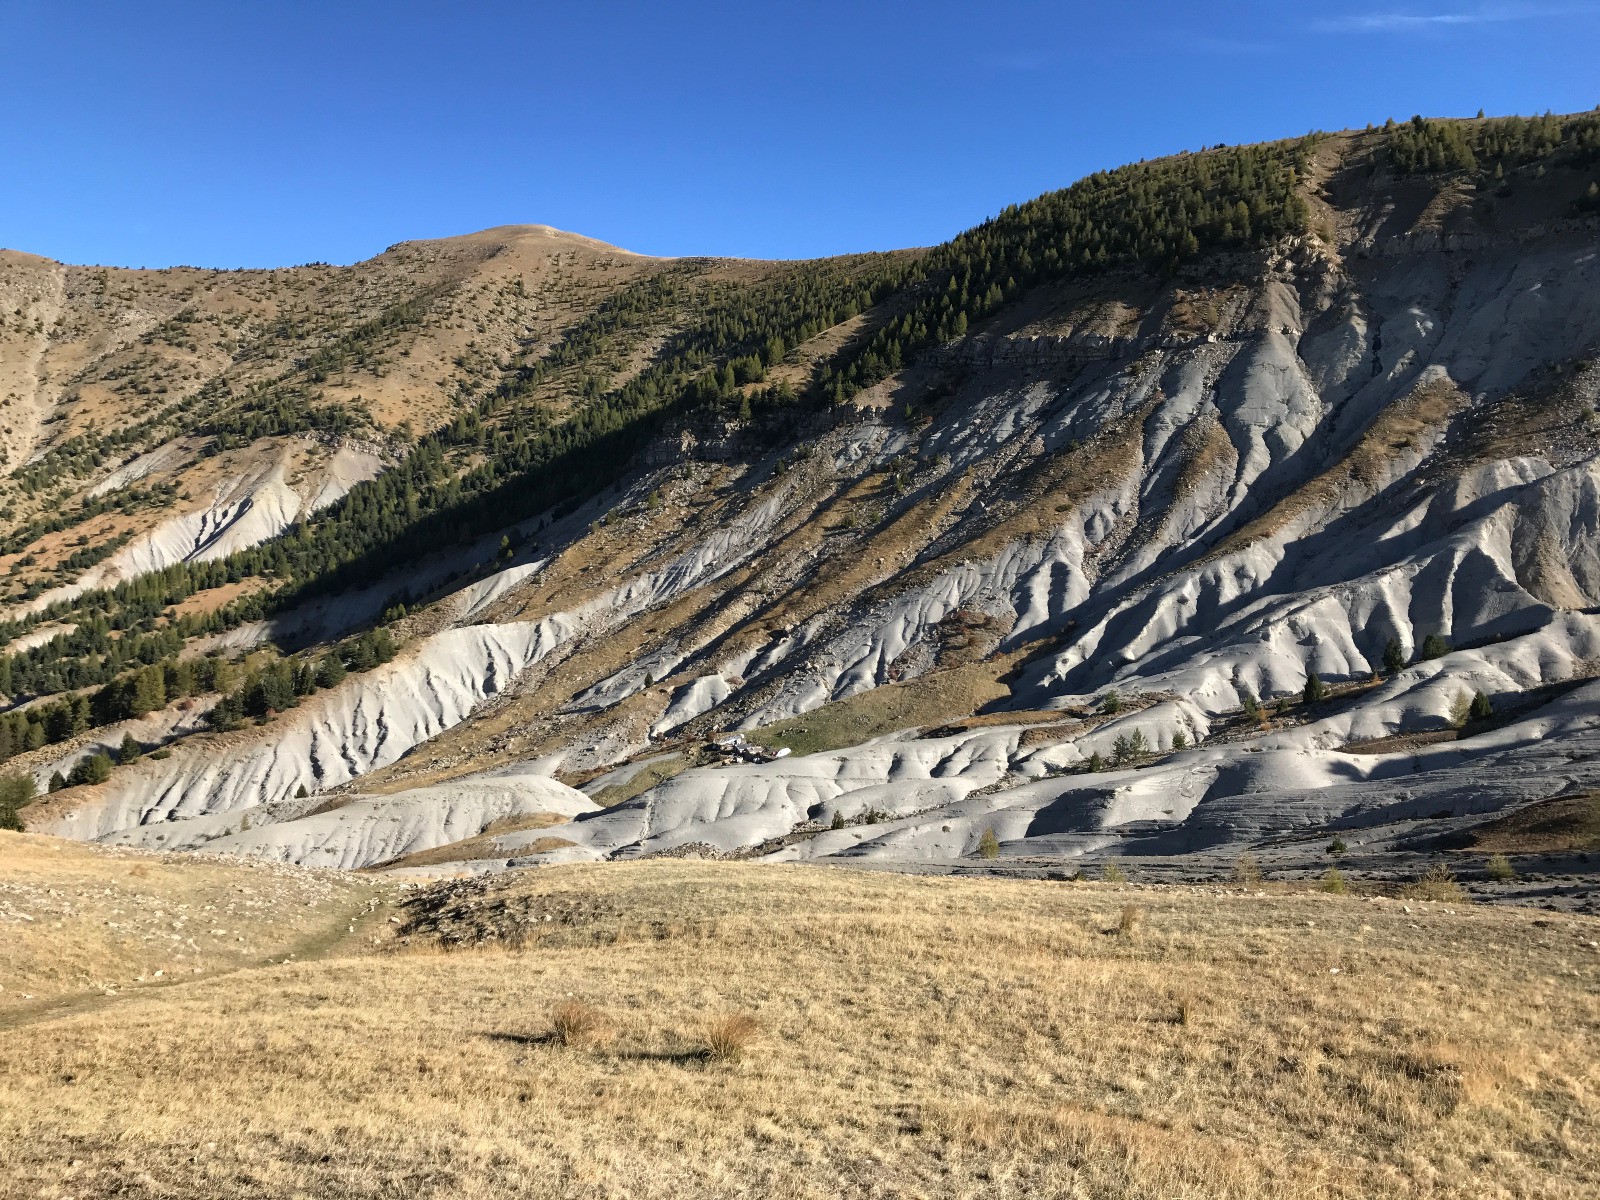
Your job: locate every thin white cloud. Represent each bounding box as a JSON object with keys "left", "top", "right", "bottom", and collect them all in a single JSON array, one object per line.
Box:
[{"left": 1314, "top": 4, "right": 1592, "bottom": 32}]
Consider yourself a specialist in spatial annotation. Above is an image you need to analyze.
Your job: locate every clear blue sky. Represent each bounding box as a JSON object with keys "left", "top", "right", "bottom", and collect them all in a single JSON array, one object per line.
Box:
[{"left": 2, "top": 1, "right": 1595, "bottom": 268}]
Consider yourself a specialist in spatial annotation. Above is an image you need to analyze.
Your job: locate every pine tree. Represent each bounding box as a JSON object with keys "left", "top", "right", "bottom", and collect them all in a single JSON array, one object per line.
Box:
[
  {"left": 0, "top": 773, "right": 34, "bottom": 830},
  {"left": 315, "top": 653, "right": 347, "bottom": 689},
  {"left": 1383, "top": 637, "right": 1406, "bottom": 675},
  {"left": 118, "top": 732, "right": 142, "bottom": 764}
]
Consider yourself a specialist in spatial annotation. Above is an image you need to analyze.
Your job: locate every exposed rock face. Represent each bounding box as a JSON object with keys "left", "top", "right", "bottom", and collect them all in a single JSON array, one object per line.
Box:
[{"left": 21, "top": 181, "right": 1600, "bottom": 877}]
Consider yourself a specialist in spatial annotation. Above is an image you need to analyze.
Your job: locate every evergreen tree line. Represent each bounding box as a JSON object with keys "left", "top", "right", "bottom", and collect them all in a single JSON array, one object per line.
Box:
[
  {"left": 0, "top": 654, "right": 231, "bottom": 766},
  {"left": 1, "top": 616, "right": 198, "bottom": 697},
  {"left": 0, "top": 484, "right": 173, "bottom": 558},
  {"left": 1384, "top": 112, "right": 1600, "bottom": 178},
  {"left": 206, "top": 628, "right": 395, "bottom": 731},
  {"left": 816, "top": 137, "right": 1321, "bottom": 403},
  {"left": 0, "top": 626, "right": 399, "bottom": 788}
]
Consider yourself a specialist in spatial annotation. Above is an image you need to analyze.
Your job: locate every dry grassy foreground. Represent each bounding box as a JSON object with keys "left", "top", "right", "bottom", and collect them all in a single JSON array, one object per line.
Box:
[{"left": 0, "top": 845, "right": 1597, "bottom": 1198}]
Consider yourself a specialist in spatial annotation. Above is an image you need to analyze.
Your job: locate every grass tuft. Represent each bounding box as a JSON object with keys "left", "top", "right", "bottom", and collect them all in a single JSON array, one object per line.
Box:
[
  {"left": 702, "top": 1010, "right": 762, "bottom": 1063},
  {"left": 1485, "top": 853, "right": 1516, "bottom": 882},
  {"left": 1118, "top": 904, "right": 1145, "bottom": 938},
  {"left": 1232, "top": 851, "right": 1262, "bottom": 885},
  {"left": 550, "top": 1000, "right": 613, "bottom": 1049},
  {"left": 1403, "top": 863, "right": 1467, "bottom": 903}
]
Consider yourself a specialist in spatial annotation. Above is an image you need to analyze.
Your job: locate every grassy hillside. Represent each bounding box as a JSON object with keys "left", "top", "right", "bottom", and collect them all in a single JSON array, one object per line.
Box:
[{"left": 0, "top": 841, "right": 1595, "bottom": 1197}]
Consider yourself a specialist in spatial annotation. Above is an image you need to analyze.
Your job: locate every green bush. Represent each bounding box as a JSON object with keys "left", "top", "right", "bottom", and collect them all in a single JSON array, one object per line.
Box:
[
  {"left": 66, "top": 752, "right": 113, "bottom": 787},
  {"left": 1485, "top": 854, "right": 1515, "bottom": 882}
]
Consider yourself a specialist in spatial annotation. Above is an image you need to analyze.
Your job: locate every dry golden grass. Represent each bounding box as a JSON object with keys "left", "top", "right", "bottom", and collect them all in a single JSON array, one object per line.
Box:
[
  {"left": 375, "top": 812, "right": 574, "bottom": 870},
  {"left": 1463, "top": 792, "right": 1600, "bottom": 854},
  {"left": 0, "top": 832, "right": 389, "bottom": 1021},
  {"left": 750, "top": 655, "right": 1014, "bottom": 757},
  {"left": 1, "top": 857, "right": 1597, "bottom": 1198}
]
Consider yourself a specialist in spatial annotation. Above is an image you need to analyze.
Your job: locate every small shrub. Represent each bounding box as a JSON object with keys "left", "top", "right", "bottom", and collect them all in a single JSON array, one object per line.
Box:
[
  {"left": 1171, "top": 729, "right": 1189, "bottom": 751},
  {"left": 1403, "top": 863, "right": 1466, "bottom": 902},
  {"left": 1117, "top": 903, "right": 1144, "bottom": 937},
  {"left": 550, "top": 1000, "right": 613, "bottom": 1048},
  {"left": 702, "top": 1011, "right": 761, "bottom": 1063},
  {"left": 1320, "top": 867, "right": 1349, "bottom": 894},
  {"left": 1233, "top": 852, "right": 1262, "bottom": 885},
  {"left": 977, "top": 827, "right": 1001, "bottom": 860},
  {"left": 1240, "top": 690, "right": 1262, "bottom": 720},
  {"left": 1100, "top": 690, "right": 1124, "bottom": 715},
  {"left": 829, "top": 810, "right": 846, "bottom": 830},
  {"left": 1086, "top": 751, "right": 1106, "bottom": 773},
  {"left": 1102, "top": 862, "right": 1128, "bottom": 883},
  {"left": 1328, "top": 837, "right": 1347, "bottom": 857},
  {"left": 1485, "top": 853, "right": 1515, "bottom": 882}
]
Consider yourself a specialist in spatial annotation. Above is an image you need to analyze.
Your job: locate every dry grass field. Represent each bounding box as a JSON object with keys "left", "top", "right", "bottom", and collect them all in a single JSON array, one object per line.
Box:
[{"left": 1, "top": 836, "right": 1597, "bottom": 1198}]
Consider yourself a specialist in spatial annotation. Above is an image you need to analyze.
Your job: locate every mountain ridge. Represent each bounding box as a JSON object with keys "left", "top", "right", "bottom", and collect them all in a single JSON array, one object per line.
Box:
[{"left": 0, "top": 113, "right": 1598, "bottom": 907}]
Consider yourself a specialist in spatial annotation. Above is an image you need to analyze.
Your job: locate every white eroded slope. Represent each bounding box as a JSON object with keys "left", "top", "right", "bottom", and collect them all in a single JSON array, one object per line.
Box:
[
  {"left": 37, "top": 477, "right": 802, "bottom": 862},
  {"left": 29, "top": 222, "right": 1600, "bottom": 873}
]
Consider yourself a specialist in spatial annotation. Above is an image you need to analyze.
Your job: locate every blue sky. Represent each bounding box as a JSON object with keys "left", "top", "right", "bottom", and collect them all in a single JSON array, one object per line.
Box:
[{"left": 1, "top": 1, "right": 1595, "bottom": 267}]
